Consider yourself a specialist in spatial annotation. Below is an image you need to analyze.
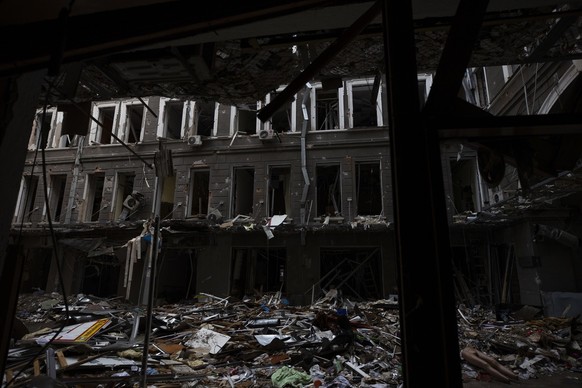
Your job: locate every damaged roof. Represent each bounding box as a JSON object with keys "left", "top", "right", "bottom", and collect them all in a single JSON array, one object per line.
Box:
[{"left": 3, "top": 1, "right": 582, "bottom": 105}]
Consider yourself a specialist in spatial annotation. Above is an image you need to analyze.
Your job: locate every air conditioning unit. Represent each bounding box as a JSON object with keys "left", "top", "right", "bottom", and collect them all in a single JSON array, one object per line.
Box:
[
  {"left": 258, "top": 129, "right": 274, "bottom": 141},
  {"left": 123, "top": 194, "right": 141, "bottom": 212},
  {"left": 187, "top": 135, "right": 203, "bottom": 146}
]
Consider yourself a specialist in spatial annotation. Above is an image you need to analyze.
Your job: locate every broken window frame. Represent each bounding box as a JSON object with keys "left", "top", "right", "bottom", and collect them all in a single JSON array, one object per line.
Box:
[
  {"left": 157, "top": 98, "right": 195, "bottom": 140},
  {"left": 29, "top": 107, "right": 69, "bottom": 149},
  {"left": 88, "top": 101, "right": 120, "bottom": 145},
  {"left": 13, "top": 175, "right": 39, "bottom": 224},
  {"left": 346, "top": 78, "right": 384, "bottom": 128},
  {"left": 118, "top": 98, "right": 147, "bottom": 143},
  {"left": 231, "top": 167, "right": 255, "bottom": 218},
  {"left": 235, "top": 102, "right": 260, "bottom": 135},
  {"left": 315, "top": 164, "right": 342, "bottom": 218},
  {"left": 188, "top": 168, "right": 210, "bottom": 217},
  {"left": 112, "top": 172, "right": 136, "bottom": 220},
  {"left": 44, "top": 174, "right": 68, "bottom": 223},
  {"left": 309, "top": 81, "right": 345, "bottom": 131},
  {"left": 417, "top": 73, "right": 433, "bottom": 110},
  {"left": 194, "top": 100, "right": 218, "bottom": 137},
  {"left": 267, "top": 165, "right": 292, "bottom": 217},
  {"left": 354, "top": 161, "right": 383, "bottom": 217},
  {"left": 82, "top": 172, "right": 106, "bottom": 222},
  {"left": 449, "top": 156, "right": 484, "bottom": 214},
  {"left": 264, "top": 87, "right": 297, "bottom": 133}
]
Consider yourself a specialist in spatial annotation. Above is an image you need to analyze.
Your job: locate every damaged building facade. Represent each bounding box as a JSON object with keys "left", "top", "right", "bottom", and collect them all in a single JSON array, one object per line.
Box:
[
  {"left": 11, "top": 79, "right": 400, "bottom": 306},
  {"left": 10, "top": 58, "right": 582, "bottom": 314}
]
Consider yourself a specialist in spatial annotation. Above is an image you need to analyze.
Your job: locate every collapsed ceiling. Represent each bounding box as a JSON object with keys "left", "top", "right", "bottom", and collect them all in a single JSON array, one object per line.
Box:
[{"left": 2, "top": 1, "right": 582, "bottom": 106}]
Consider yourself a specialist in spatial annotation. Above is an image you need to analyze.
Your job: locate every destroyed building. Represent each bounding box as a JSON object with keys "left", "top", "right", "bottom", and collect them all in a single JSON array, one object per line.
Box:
[{"left": 3, "top": 0, "right": 582, "bottom": 387}]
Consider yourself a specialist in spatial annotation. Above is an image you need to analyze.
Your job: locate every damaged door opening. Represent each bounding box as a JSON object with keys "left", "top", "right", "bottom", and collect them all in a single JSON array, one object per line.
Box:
[
  {"left": 230, "top": 248, "right": 286, "bottom": 298},
  {"left": 316, "top": 165, "right": 341, "bottom": 218},
  {"left": 355, "top": 162, "right": 382, "bottom": 216},
  {"left": 189, "top": 169, "right": 210, "bottom": 217},
  {"left": 319, "top": 248, "right": 382, "bottom": 300},
  {"left": 85, "top": 173, "right": 106, "bottom": 222}
]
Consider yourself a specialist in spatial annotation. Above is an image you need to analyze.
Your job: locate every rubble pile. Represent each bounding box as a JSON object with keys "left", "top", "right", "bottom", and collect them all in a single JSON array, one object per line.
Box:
[{"left": 4, "top": 292, "right": 582, "bottom": 387}]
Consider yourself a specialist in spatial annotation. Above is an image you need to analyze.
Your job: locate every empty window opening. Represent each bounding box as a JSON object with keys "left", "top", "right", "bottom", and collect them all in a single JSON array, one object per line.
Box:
[
  {"left": 268, "top": 167, "right": 291, "bottom": 216},
  {"left": 270, "top": 93, "right": 292, "bottom": 133},
  {"left": 81, "top": 255, "right": 120, "bottom": 298},
  {"left": 316, "top": 89, "right": 339, "bottom": 130},
  {"left": 160, "top": 174, "right": 176, "bottom": 220},
  {"left": 316, "top": 165, "right": 341, "bottom": 217},
  {"left": 59, "top": 102, "right": 91, "bottom": 142},
  {"left": 98, "top": 107, "right": 115, "bottom": 144},
  {"left": 356, "top": 162, "right": 382, "bottom": 216},
  {"left": 232, "top": 167, "right": 255, "bottom": 217},
  {"left": 450, "top": 158, "right": 479, "bottom": 214},
  {"left": 165, "top": 101, "right": 184, "bottom": 139},
  {"left": 189, "top": 170, "right": 210, "bottom": 217},
  {"left": 352, "top": 84, "right": 378, "bottom": 127},
  {"left": 39, "top": 111, "right": 54, "bottom": 148},
  {"left": 230, "top": 248, "right": 286, "bottom": 298},
  {"left": 86, "top": 174, "right": 106, "bottom": 222},
  {"left": 156, "top": 250, "right": 197, "bottom": 303},
  {"left": 15, "top": 175, "right": 39, "bottom": 223},
  {"left": 237, "top": 104, "right": 257, "bottom": 134},
  {"left": 320, "top": 248, "right": 382, "bottom": 301},
  {"left": 196, "top": 101, "right": 215, "bottom": 136},
  {"left": 113, "top": 173, "right": 136, "bottom": 220},
  {"left": 49, "top": 175, "right": 67, "bottom": 223},
  {"left": 125, "top": 105, "right": 144, "bottom": 143}
]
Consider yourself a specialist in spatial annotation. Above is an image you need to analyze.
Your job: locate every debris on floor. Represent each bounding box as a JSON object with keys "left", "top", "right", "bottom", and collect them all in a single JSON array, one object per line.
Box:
[{"left": 4, "top": 291, "right": 582, "bottom": 387}]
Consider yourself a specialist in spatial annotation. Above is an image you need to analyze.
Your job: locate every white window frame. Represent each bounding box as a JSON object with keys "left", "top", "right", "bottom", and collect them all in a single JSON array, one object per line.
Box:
[
  {"left": 346, "top": 78, "right": 384, "bottom": 128},
  {"left": 157, "top": 98, "right": 195, "bottom": 139},
  {"left": 118, "top": 98, "right": 148, "bottom": 143},
  {"left": 192, "top": 100, "right": 218, "bottom": 137},
  {"left": 310, "top": 82, "right": 345, "bottom": 131},
  {"left": 264, "top": 87, "right": 297, "bottom": 133},
  {"left": 30, "top": 107, "right": 65, "bottom": 149},
  {"left": 88, "top": 101, "right": 120, "bottom": 144}
]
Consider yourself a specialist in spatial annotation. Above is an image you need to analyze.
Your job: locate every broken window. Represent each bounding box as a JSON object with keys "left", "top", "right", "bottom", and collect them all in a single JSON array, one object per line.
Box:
[
  {"left": 348, "top": 79, "right": 383, "bottom": 128},
  {"left": 159, "top": 174, "right": 177, "bottom": 220},
  {"left": 232, "top": 167, "right": 255, "bottom": 217},
  {"left": 30, "top": 109, "right": 58, "bottom": 149},
  {"left": 189, "top": 169, "right": 210, "bottom": 217},
  {"left": 230, "top": 248, "right": 286, "bottom": 298},
  {"left": 267, "top": 91, "right": 294, "bottom": 133},
  {"left": 316, "top": 165, "right": 341, "bottom": 217},
  {"left": 319, "top": 248, "right": 382, "bottom": 300},
  {"left": 268, "top": 166, "right": 291, "bottom": 216},
  {"left": 237, "top": 103, "right": 258, "bottom": 134},
  {"left": 122, "top": 103, "right": 145, "bottom": 143},
  {"left": 196, "top": 100, "right": 216, "bottom": 136},
  {"left": 84, "top": 173, "right": 106, "bottom": 222},
  {"left": 89, "top": 101, "right": 118, "bottom": 145},
  {"left": 160, "top": 99, "right": 186, "bottom": 140},
  {"left": 14, "top": 175, "right": 39, "bottom": 223},
  {"left": 417, "top": 74, "right": 433, "bottom": 110},
  {"left": 113, "top": 173, "right": 135, "bottom": 220},
  {"left": 450, "top": 158, "right": 481, "bottom": 213},
  {"left": 48, "top": 174, "right": 67, "bottom": 223},
  {"left": 355, "top": 162, "right": 382, "bottom": 216},
  {"left": 315, "top": 88, "right": 340, "bottom": 130},
  {"left": 58, "top": 102, "right": 91, "bottom": 146}
]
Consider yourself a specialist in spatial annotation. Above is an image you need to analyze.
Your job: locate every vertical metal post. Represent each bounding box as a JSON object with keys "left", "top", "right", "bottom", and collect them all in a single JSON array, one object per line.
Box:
[
  {"left": 140, "top": 215, "right": 160, "bottom": 387},
  {"left": 381, "top": 1, "right": 462, "bottom": 387}
]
